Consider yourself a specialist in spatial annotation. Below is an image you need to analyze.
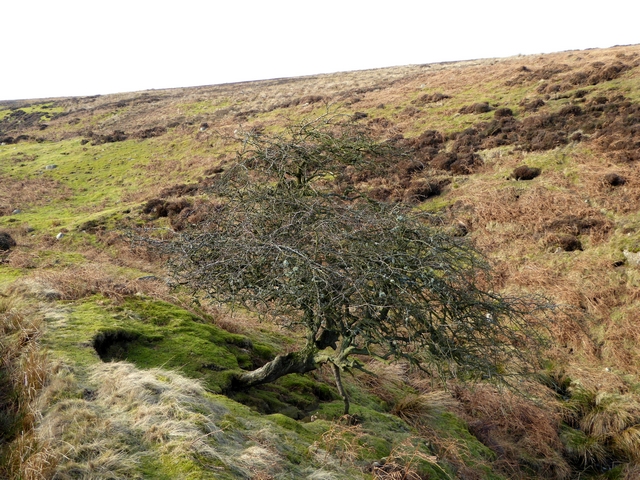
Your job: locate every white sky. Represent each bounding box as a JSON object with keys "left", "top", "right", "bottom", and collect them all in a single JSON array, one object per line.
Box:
[{"left": 2, "top": 0, "right": 639, "bottom": 101}]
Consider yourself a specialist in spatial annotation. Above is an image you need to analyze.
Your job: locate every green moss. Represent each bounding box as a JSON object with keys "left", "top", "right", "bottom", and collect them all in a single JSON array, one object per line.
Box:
[
  {"left": 418, "top": 196, "right": 454, "bottom": 213},
  {"left": 267, "top": 413, "right": 308, "bottom": 435},
  {"left": 138, "top": 456, "right": 177, "bottom": 480},
  {"left": 430, "top": 411, "right": 497, "bottom": 464},
  {"left": 232, "top": 387, "right": 290, "bottom": 414},
  {"left": 41, "top": 297, "right": 280, "bottom": 393},
  {"left": 120, "top": 298, "right": 204, "bottom": 326},
  {"left": 155, "top": 453, "right": 223, "bottom": 480},
  {"left": 251, "top": 342, "right": 277, "bottom": 360},
  {"left": 110, "top": 300, "right": 257, "bottom": 391},
  {"left": 278, "top": 374, "right": 336, "bottom": 404},
  {"left": 0, "top": 267, "right": 23, "bottom": 288}
]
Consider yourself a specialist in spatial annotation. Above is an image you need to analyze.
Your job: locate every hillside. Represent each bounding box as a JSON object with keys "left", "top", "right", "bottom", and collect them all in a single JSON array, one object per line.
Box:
[{"left": 2, "top": 44, "right": 640, "bottom": 479}]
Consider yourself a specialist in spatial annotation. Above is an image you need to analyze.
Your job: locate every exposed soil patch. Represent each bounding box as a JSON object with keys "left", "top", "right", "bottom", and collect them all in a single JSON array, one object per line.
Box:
[
  {"left": 203, "top": 165, "right": 225, "bottom": 176},
  {"left": 168, "top": 201, "right": 216, "bottom": 231},
  {"left": 403, "top": 91, "right": 640, "bottom": 174},
  {"left": 140, "top": 172, "right": 228, "bottom": 228},
  {"left": 85, "top": 130, "right": 128, "bottom": 145},
  {"left": 459, "top": 102, "right": 492, "bottom": 114},
  {"left": 571, "top": 61, "right": 631, "bottom": 86},
  {"left": 494, "top": 107, "right": 514, "bottom": 118},
  {"left": 81, "top": 94, "right": 164, "bottom": 114},
  {"left": 394, "top": 159, "right": 426, "bottom": 177},
  {"left": 77, "top": 218, "right": 108, "bottom": 233},
  {"left": 405, "top": 130, "right": 445, "bottom": 163},
  {"left": 0, "top": 231, "right": 16, "bottom": 251},
  {"left": 603, "top": 173, "right": 626, "bottom": 186},
  {"left": 0, "top": 134, "right": 31, "bottom": 145},
  {"left": 269, "top": 94, "right": 326, "bottom": 111},
  {"left": 0, "top": 109, "right": 49, "bottom": 140},
  {"left": 142, "top": 198, "right": 191, "bottom": 219},
  {"left": 536, "top": 62, "right": 633, "bottom": 95},
  {"left": 545, "top": 215, "right": 612, "bottom": 237},
  {"left": 520, "top": 98, "right": 546, "bottom": 112},
  {"left": 511, "top": 165, "right": 541, "bottom": 180},
  {"left": 158, "top": 183, "right": 200, "bottom": 198},
  {"left": 507, "top": 61, "right": 631, "bottom": 93},
  {"left": 93, "top": 329, "right": 143, "bottom": 362},
  {"left": 505, "top": 62, "right": 573, "bottom": 86},
  {"left": 412, "top": 92, "right": 451, "bottom": 106},
  {"left": 401, "top": 179, "right": 446, "bottom": 203},
  {"left": 545, "top": 234, "right": 583, "bottom": 252},
  {"left": 132, "top": 126, "right": 166, "bottom": 139}
]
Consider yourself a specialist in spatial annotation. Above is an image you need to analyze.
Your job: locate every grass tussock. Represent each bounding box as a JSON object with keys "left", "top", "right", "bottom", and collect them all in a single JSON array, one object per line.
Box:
[
  {"left": 372, "top": 438, "right": 442, "bottom": 480},
  {"left": 353, "top": 360, "right": 410, "bottom": 405},
  {"left": 391, "top": 391, "right": 459, "bottom": 427},
  {"left": 310, "top": 415, "right": 372, "bottom": 467},
  {"left": 38, "top": 362, "right": 365, "bottom": 478},
  {"left": 39, "top": 362, "right": 230, "bottom": 478},
  {"left": 454, "top": 384, "right": 571, "bottom": 479},
  {"left": 562, "top": 384, "right": 640, "bottom": 469},
  {"left": 0, "top": 295, "right": 57, "bottom": 480}
]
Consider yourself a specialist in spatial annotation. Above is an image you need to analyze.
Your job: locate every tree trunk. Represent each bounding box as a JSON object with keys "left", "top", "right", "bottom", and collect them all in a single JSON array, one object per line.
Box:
[
  {"left": 231, "top": 347, "right": 322, "bottom": 390},
  {"left": 331, "top": 363, "right": 350, "bottom": 415}
]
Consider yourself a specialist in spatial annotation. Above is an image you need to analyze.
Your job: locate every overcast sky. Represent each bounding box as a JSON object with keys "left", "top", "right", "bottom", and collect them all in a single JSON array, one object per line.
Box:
[{"left": 2, "top": 0, "right": 639, "bottom": 101}]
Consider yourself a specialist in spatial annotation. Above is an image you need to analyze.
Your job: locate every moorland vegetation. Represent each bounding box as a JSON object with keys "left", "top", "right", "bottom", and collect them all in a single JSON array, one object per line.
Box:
[{"left": 2, "top": 44, "right": 640, "bottom": 479}]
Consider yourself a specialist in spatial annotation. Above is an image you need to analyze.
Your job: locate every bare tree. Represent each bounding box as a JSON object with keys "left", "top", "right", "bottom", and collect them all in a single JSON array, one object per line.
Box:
[{"left": 157, "top": 116, "right": 550, "bottom": 414}]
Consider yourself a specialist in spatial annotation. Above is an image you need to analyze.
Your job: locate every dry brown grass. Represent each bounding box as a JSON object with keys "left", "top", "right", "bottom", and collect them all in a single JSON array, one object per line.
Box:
[
  {"left": 504, "top": 251, "right": 640, "bottom": 377},
  {"left": 391, "top": 391, "right": 459, "bottom": 428},
  {"left": 0, "top": 297, "right": 48, "bottom": 418},
  {"left": 375, "top": 383, "right": 504, "bottom": 479},
  {"left": 13, "top": 44, "right": 638, "bottom": 151},
  {"left": 352, "top": 360, "right": 409, "bottom": 405},
  {"left": 0, "top": 295, "right": 57, "bottom": 479},
  {"left": 454, "top": 383, "right": 571, "bottom": 479},
  {"left": 38, "top": 362, "right": 227, "bottom": 478},
  {"left": 435, "top": 120, "right": 640, "bottom": 381},
  {"left": 372, "top": 438, "right": 441, "bottom": 480},
  {"left": 572, "top": 152, "right": 640, "bottom": 215},
  {"left": 0, "top": 175, "right": 71, "bottom": 216},
  {"left": 23, "top": 263, "right": 170, "bottom": 302},
  {"left": 458, "top": 180, "right": 613, "bottom": 253},
  {"left": 310, "top": 415, "right": 371, "bottom": 467}
]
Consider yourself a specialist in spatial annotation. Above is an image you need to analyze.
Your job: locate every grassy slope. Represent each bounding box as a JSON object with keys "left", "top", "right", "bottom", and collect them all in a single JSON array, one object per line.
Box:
[{"left": 2, "top": 45, "right": 640, "bottom": 479}]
